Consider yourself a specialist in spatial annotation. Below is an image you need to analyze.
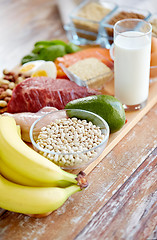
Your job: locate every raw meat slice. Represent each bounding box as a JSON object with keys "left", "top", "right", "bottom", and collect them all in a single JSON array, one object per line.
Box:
[
  {"left": 4, "top": 107, "right": 58, "bottom": 142},
  {"left": 7, "top": 77, "right": 98, "bottom": 113}
]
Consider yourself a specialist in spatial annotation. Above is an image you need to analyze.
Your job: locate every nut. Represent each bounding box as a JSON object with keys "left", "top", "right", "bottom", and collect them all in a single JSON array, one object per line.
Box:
[
  {"left": 1, "top": 69, "right": 29, "bottom": 88},
  {"left": 3, "top": 69, "right": 10, "bottom": 75},
  {"left": 4, "top": 96, "right": 11, "bottom": 102},
  {"left": 3, "top": 75, "right": 14, "bottom": 80},
  {"left": 8, "top": 82, "right": 15, "bottom": 89},
  {"left": 0, "top": 79, "right": 10, "bottom": 85},
  {"left": 0, "top": 84, "right": 8, "bottom": 90},
  {"left": 2, "top": 69, "right": 15, "bottom": 76},
  {"left": 6, "top": 89, "right": 12, "bottom": 96},
  {"left": 0, "top": 91, "right": 7, "bottom": 99},
  {"left": 0, "top": 88, "right": 4, "bottom": 95},
  {"left": 0, "top": 100, "right": 7, "bottom": 108},
  {"left": 17, "top": 76, "right": 24, "bottom": 83}
]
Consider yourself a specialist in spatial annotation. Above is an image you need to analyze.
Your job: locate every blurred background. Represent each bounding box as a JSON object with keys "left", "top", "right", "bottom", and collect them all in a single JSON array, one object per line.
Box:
[{"left": 0, "top": 0, "right": 156, "bottom": 73}]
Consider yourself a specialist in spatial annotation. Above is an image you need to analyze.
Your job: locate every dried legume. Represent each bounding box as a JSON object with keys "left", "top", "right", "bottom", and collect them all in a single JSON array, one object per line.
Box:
[{"left": 36, "top": 117, "right": 106, "bottom": 167}]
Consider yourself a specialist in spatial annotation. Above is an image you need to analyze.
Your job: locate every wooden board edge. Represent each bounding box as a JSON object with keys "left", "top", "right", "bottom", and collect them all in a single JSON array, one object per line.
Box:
[{"left": 84, "top": 85, "right": 157, "bottom": 175}]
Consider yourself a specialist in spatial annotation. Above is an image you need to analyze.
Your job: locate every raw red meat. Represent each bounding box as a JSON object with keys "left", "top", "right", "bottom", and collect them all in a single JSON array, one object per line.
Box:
[{"left": 7, "top": 77, "right": 99, "bottom": 113}]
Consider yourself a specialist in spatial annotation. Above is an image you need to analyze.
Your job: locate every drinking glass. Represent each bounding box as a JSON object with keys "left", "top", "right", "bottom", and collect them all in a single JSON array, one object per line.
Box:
[{"left": 114, "top": 19, "right": 152, "bottom": 111}]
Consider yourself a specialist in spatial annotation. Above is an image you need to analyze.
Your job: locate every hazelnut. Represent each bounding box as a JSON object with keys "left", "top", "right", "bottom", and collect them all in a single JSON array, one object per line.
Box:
[
  {"left": 3, "top": 75, "right": 14, "bottom": 80},
  {"left": 0, "top": 91, "right": 7, "bottom": 99},
  {"left": 0, "top": 87, "right": 4, "bottom": 95},
  {"left": 4, "top": 96, "right": 11, "bottom": 102},
  {"left": 3, "top": 69, "right": 10, "bottom": 75},
  {"left": 1, "top": 84, "right": 9, "bottom": 90}
]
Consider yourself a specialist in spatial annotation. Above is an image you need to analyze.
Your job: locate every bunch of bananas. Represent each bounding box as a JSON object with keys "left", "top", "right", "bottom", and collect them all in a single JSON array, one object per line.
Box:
[{"left": 0, "top": 116, "right": 88, "bottom": 216}]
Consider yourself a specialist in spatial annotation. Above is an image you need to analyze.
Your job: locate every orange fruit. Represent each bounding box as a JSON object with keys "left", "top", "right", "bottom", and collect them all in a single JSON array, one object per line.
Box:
[
  {"left": 151, "top": 37, "right": 157, "bottom": 53},
  {"left": 150, "top": 52, "right": 157, "bottom": 66},
  {"left": 150, "top": 52, "right": 157, "bottom": 79}
]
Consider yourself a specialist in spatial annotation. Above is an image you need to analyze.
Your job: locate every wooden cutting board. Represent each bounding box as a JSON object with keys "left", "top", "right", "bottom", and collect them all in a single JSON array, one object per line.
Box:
[
  {"left": 1, "top": 71, "right": 156, "bottom": 176},
  {"left": 84, "top": 80, "right": 157, "bottom": 175}
]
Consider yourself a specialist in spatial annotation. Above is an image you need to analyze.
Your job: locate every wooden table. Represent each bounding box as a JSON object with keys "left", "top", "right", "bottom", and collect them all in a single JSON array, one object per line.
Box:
[{"left": 0, "top": 1, "right": 157, "bottom": 239}]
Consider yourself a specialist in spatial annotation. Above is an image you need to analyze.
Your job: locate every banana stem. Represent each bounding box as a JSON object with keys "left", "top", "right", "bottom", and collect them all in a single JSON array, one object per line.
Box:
[
  {"left": 75, "top": 171, "right": 88, "bottom": 190},
  {"left": 61, "top": 170, "right": 88, "bottom": 189},
  {"left": 65, "top": 185, "right": 81, "bottom": 198}
]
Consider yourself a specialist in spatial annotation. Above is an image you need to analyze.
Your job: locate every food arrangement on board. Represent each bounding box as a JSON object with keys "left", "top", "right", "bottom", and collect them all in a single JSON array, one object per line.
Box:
[
  {"left": 0, "top": 38, "right": 123, "bottom": 217},
  {"left": 0, "top": 0, "right": 157, "bottom": 218},
  {"left": 0, "top": 116, "right": 88, "bottom": 215}
]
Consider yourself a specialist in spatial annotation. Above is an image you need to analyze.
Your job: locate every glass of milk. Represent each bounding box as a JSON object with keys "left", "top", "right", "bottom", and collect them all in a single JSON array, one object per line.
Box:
[{"left": 114, "top": 19, "right": 152, "bottom": 111}]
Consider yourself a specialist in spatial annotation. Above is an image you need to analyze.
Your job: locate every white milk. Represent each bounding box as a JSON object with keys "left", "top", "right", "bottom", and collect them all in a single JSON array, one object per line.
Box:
[{"left": 114, "top": 31, "right": 151, "bottom": 106}]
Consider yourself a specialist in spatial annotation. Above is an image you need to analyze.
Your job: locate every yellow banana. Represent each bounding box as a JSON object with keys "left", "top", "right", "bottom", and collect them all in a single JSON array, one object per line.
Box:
[
  {"left": 0, "top": 158, "right": 44, "bottom": 186},
  {"left": 0, "top": 158, "right": 74, "bottom": 188},
  {"left": 0, "top": 125, "right": 71, "bottom": 187},
  {"left": 16, "top": 125, "right": 21, "bottom": 137},
  {"left": 0, "top": 174, "right": 80, "bottom": 215},
  {"left": 0, "top": 116, "right": 88, "bottom": 188}
]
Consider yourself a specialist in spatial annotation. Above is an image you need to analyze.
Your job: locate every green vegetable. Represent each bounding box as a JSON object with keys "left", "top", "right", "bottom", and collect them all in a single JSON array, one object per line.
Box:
[
  {"left": 21, "top": 53, "right": 41, "bottom": 65},
  {"left": 34, "top": 40, "right": 67, "bottom": 47},
  {"left": 32, "top": 46, "right": 44, "bottom": 54},
  {"left": 65, "top": 43, "right": 80, "bottom": 53},
  {"left": 21, "top": 39, "right": 81, "bottom": 64},
  {"left": 38, "top": 45, "right": 66, "bottom": 61}
]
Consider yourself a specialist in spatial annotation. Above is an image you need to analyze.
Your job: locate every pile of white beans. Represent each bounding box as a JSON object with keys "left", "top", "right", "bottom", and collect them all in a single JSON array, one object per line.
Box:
[{"left": 36, "top": 117, "right": 106, "bottom": 167}]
